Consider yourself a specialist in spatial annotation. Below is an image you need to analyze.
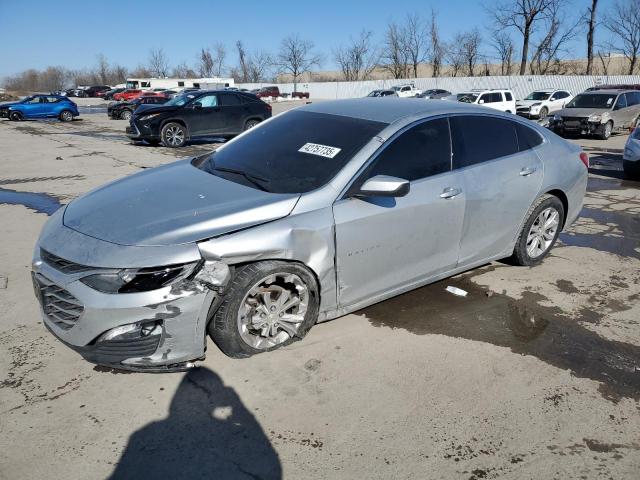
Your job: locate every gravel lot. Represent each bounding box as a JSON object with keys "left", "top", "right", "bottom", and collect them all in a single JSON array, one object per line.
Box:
[{"left": 0, "top": 98, "right": 639, "bottom": 480}]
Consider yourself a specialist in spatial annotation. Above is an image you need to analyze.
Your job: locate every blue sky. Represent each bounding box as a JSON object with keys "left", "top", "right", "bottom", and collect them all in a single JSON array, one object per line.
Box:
[{"left": 0, "top": 0, "right": 617, "bottom": 78}]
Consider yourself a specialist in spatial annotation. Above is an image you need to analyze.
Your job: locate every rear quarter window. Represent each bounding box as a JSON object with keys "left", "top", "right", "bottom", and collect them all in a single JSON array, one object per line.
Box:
[{"left": 515, "top": 123, "right": 544, "bottom": 151}]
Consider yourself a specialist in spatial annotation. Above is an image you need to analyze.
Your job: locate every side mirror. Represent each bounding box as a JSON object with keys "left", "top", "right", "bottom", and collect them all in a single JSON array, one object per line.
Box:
[
  {"left": 356, "top": 175, "right": 410, "bottom": 198},
  {"left": 478, "top": 99, "right": 485, "bottom": 104},
  {"left": 192, "top": 102, "right": 203, "bottom": 109}
]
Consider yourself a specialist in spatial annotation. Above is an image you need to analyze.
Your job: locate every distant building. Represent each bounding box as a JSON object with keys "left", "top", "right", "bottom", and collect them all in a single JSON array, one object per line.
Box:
[{"left": 125, "top": 77, "right": 234, "bottom": 91}]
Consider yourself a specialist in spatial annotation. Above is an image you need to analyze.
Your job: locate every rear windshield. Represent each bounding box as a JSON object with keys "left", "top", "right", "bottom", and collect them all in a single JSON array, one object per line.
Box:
[
  {"left": 196, "top": 110, "right": 387, "bottom": 194},
  {"left": 567, "top": 94, "right": 617, "bottom": 109}
]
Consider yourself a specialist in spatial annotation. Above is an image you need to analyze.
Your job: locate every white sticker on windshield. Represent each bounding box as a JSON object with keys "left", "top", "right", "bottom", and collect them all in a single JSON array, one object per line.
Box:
[{"left": 298, "top": 143, "right": 342, "bottom": 159}]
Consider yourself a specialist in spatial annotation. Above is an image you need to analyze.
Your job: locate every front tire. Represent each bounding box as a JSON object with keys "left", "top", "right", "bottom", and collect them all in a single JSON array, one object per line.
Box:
[
  {"left": 511, "top": 194, "right": 564, "bottom": 266},
  {"left": 208, "top": 261, "right": 319, "bottom": 358},
  {"left": 9, "top": 111, "right": 23, "bottom": 121},
  {"left": 596, "top": 121, "right": 613, "bottom": 140},
  {"left": 538, "top": 107, "right": 548, "bottom": 119},
  {"left": 160, "top": 122, "right": 187, "bottom": 147},
  {"left": 120, "top": 109, "right": 132, "bottom": 121},
  {"left": 59, "top": 110, "right": 73, "bottom": 122}
]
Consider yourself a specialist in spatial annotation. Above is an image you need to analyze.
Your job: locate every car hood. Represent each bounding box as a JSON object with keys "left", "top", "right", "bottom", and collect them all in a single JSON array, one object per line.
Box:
[
  {"left": 63, "top": 159, "right": 300, "bottom": 246},
  {"left": 134, "top": 104, "right": 178, "bottom": 116},
  {"left": 516, "top": 100, "right": 545, "bottom": 107},
  {"left": 0, "top": 101, "right": 23, "bottom": 108},
  {"left": 555, "top": 107, "right": 609, "bottom": 118}
]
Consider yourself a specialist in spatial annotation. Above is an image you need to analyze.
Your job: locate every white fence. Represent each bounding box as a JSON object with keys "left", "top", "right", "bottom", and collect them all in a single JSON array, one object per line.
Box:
[{"left": 237, "top": 75, "right": 640, "bottom": 100}]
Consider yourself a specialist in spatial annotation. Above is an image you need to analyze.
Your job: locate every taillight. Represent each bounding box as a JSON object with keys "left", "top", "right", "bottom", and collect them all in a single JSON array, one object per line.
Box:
[
  {"left": 579, "top": 152, "right": 589, "bottom": 168},
  {"left": 265, "top": 104, "right": 272, "bottom": 112}
]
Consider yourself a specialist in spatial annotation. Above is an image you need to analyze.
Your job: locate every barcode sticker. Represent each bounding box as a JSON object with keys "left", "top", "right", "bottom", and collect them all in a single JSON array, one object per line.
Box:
[{"left": 298, "top": 143, "right": 342, "bottom": 158}]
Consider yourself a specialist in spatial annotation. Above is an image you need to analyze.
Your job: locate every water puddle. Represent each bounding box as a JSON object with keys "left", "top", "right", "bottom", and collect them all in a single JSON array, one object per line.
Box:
[
  {"left": 361, "top": 276, "right": 640, "bottom": 402},
  {"left": 0, "top": 187, "right": 62, "bottom": 215}
]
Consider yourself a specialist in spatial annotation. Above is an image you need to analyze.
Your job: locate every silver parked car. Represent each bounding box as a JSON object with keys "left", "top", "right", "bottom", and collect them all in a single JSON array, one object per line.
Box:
[
  {"left": 551, "top": 89, "right": 640, "bottom": 140},
  {"left": 623, "top": 127, "right": 640, "bottom": 177},
  {"left": 32, "top": 99, "right": 588, "bottom": 371}
]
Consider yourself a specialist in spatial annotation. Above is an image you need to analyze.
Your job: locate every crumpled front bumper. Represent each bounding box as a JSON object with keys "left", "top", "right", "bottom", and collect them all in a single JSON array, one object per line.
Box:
[{"left": 32, "top": 209, "right": 225, "bottom": 372}]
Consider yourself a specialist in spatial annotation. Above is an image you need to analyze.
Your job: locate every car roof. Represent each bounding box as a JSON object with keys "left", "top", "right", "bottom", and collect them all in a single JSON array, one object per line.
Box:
[
  {"left": 299, "top": 98, "right": 506, "bottom": 124},
  {"left": 580, "top": 89, "right": 625, "bottom": 95}
]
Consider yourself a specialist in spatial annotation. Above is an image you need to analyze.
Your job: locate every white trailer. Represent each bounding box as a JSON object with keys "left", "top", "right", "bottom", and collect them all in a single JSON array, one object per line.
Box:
[{"left": 125, "top": 77, "right": 234, "bottom": 91}]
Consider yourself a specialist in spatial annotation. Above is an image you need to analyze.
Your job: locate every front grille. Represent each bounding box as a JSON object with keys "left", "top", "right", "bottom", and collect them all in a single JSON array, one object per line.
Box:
[
  {"left": 34, "top": 274, "right": 84, "bottom": 330},
  {"left": 41, "top": 249, "right": 94, "bottom": 274}
]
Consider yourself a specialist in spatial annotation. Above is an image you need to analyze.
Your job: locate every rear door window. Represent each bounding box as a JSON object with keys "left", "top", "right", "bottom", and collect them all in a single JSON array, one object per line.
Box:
[
  {"left": 198, "top": 94, "right": 218, "bottom": 107},
  {"left": 450, "top": 115, "right": 519, "bottom": 168},
  {"left": 616, "top": 94, "right": 628, "bottom": 109},
  {"left": 505, "top": 92, "right": 513, "bottom": 101},
  {"left": 366, "top": 118, "right": 451, "bottom": 181},
  {"left": 220, "top": 94, "right": 242, "bottom": 106}
]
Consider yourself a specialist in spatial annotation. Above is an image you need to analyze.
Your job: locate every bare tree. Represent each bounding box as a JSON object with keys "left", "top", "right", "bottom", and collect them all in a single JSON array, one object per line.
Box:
[
  {"left": 585, "top": 0, "right": 599, "bottom": 74},
  {"left": 597, "top": 47, "right": 613, "bottom": 75},
  {"left": 461, "top": 29, "right": 483, "bottom": 76},
  {"left": 172, "top": 62, "right": 197, "bottom": 78},
  {"left": 235, "top": 41, "right": 250, "bottom": 82},
  {"left": 211, "top": 43, "right": 226, "bottom": 76},
  {"left": 274, "top": 34, "right": 321, "bottom": 91},
  {"left": 491, "top": 30, "right": 515, "bottom": 75},
  {"left": 95, "top": 54, "right": 109, "bottom": 84},
  {"left": 403, "top": 13, "right": 429, "bottom": 78},
  {"left": 446, "top": 35, "right": 466, "bottom": 77},
  {"left": 429, "top": 9, "right": 446, "bottom": 77},
  {"left": 603, "top": 0, "right": 640, "bottom": 74},
  {"left": 333, "top": 30, "right": 379, "bottom": 81},
  {"left": 129, "top": 65, "right": 152, "bottom": 78},
  {"left": 198, "top": 48, "right": 215, "bottom": 77},
  {"left": 491, "top": 0, "right": 560, "bottom": 75},
  {"left": 247, "top": 50, "right": 272, "bottom": 82},
  {"left": 148, "top": 48, "right": 170, "bottom": 77},
  {"left": 381, "top": 21, "right": 410, "bottom": 79},
  {"left": 529, "top": 3, "right": 579, "bottom": 74}
]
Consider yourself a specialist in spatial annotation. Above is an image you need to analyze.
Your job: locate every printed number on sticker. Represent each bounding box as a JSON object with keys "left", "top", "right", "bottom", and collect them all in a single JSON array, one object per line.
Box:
[{"left": 298, "top": 143, "right": 342, "bottom": 159}]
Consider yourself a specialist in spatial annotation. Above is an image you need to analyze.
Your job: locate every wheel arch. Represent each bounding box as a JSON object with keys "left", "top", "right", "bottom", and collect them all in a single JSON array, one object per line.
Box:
[
  {"left": 543, "top": 188, "right": 569, "bottom": 229},
  {"left": 160, "top": 118, "right": 190, "bottom": 139}
]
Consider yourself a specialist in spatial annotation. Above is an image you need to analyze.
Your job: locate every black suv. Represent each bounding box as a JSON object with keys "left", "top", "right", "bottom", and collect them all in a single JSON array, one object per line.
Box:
[
  {"left": 126, "top": 90, "right": 272, "bottom": 147},
  {"left": 108, "top": 96, "right": 168, "bottom": 120}
]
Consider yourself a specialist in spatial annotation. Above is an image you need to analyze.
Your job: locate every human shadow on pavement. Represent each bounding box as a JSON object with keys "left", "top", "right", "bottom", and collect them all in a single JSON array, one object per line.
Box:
[{"left": 109, "top": 367, "right": 282, "bottom": 480}]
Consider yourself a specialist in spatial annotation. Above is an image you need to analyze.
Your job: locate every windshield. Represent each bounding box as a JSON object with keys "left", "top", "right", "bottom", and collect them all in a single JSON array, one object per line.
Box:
[
  {"left": 525, "top": 92, "right": 551, "bottom": 101},
  {"left": 164, "top": 93, "right": 197, "bottom": 106},
  {"left": 391, "top": 86, "right": 402, "bottom": 91},
  {"left": 567, "top": 94, "right": 617, "bottom": 109},
  {"left": 196, "top": 111, "right": 387, "bottom": 194},
  {"left": 21, "top": 96, "right": 35, "bottom": 103},
  {"left": 457, "top": 93, "right": 478, "bottom": 103}
]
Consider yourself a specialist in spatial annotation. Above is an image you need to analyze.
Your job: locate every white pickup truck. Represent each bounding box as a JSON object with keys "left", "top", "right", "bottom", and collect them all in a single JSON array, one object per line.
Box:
[{"left": 391, "top": 84, "right": 423, "bottom": 98}]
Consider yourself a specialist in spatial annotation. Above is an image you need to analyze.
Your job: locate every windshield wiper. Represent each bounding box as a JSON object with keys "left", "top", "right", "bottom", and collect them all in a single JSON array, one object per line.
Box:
[{"left": 212, "top": 166, "right": 271, "bottom": 192}]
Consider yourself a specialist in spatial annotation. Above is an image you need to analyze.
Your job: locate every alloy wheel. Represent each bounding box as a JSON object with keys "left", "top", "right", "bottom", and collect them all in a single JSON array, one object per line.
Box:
[
  {"left": 526, "top": 207, "right": 559, "bottom": 258},
  {"left": 237, "top": 272, "right": 309, "bottom": 350},
  {"left": 164, "top": 125, "right": 185, "bottom": 146},
  {"left": 61, "top": 111, "right": 72, "bottom": 122}
]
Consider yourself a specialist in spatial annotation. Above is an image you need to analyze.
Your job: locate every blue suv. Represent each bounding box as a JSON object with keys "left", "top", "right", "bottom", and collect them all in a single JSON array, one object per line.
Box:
[{"left": 1, "top": 94, "right": 79, "bottom": 122}]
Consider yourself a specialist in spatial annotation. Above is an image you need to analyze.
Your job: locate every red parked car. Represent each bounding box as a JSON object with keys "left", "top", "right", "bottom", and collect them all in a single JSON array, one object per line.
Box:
[
  {"left": 254, "top": 86, "right": 280, "bottom": 98},
  {"left": 113, "top": 89, "right": 145, "bottom": 102}
]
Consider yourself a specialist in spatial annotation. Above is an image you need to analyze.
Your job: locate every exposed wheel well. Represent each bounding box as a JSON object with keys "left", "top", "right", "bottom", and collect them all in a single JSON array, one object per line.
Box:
[{"left": 545, "top": 189, "right": 569, "bottom": 229}]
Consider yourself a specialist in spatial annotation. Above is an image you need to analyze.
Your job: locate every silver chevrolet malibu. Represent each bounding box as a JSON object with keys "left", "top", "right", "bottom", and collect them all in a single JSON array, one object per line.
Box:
[{"left": 32, "top": 99, "right": 588, "bottom": 371}]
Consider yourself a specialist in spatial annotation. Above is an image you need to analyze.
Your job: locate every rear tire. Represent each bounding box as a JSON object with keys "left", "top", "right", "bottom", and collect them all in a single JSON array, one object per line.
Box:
[
  {"left": 9, "top": 111, "right": 22, "bottom": 121},
  {"left": 511, "top": 194, "right": 564, "bottom": 266},
  {"left": 59, "top": 110, "right": 73, "bottom": 122},
  {"left": 208, "top": 261, "right": 319, "bottom": 358},
  {"left": 160, "top": 122, "right": 187, "bottom": 148},
  {"left": 244, "top": 119, "right": 261, "bottom": 131}
]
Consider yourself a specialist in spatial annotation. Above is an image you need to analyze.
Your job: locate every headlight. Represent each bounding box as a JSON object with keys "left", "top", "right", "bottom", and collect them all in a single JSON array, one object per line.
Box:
[
  {"left": 138, "top": 113, "right": 162, "bottom": 121},
  {"left": 553, "top": 114, "right": 562, "bottom": 121},
  {"left": 80, "top": 262, "right": 199, "bottom": 294},
  {"left": 588, "top": 114, "right": 602, "bottom": 123},
  {"left": 530, "top": 103, "right": 542, "bottom": 108}
]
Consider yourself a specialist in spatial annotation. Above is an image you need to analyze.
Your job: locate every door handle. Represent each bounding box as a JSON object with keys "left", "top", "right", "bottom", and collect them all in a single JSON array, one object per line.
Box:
[
  {"left": 440, "top": 187, "right": 462, "bottom": 199},
  {"left": 520, "top": 166, "right": 537, "bottom": 176}
]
